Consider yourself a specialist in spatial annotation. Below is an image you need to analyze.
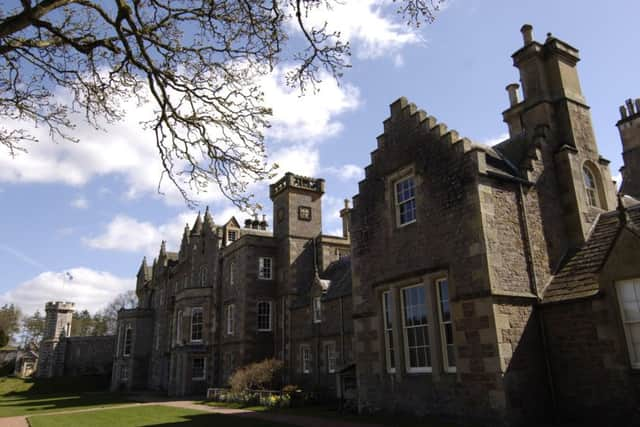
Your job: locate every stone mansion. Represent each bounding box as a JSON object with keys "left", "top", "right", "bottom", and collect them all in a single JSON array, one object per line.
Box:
[{"left": 40, "top": 26, "right": 640, "bottom": 426}]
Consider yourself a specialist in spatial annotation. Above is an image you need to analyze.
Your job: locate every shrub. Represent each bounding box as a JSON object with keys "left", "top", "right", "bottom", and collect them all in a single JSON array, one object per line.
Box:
[{"left": 228, "top": 358, "right": 283, "bottom": 394}]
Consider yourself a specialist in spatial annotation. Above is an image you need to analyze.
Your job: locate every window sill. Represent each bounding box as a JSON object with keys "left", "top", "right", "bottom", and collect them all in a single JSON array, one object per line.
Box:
[
  {"left": 406, "top": 368, "right": 432, "bottom": 374},
  {"left": 257, "top": 329, "right": 272, "bottom": 332},
  {"left": 396, "top": 220, "right": 417, "bottom": 229}
]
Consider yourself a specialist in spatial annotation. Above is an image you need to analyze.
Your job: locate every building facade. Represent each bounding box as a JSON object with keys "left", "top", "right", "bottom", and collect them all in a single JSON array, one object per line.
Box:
[
  {"left": 111, "top": 174, "right": 352, "bottom": 396},
  {"left": 36, "top": 301, "right": 114, "bottom": 379},
  {"left": 107, "top": 26, "right": 640, "bottom": 426}
]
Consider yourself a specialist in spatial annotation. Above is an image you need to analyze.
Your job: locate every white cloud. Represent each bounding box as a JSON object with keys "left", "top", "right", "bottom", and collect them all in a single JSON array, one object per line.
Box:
[
  {"left": 295, "top": 0, "right": 423, "bottom": 60},
  {"left": 325, "top": 164, "right": 364, "bottom": 181},
  {"left": 481, "top": 132, "right": 509, "bottom": 147},
  {"left": 0, "top": 268, "right": 134, "bottom": 314},
  {"left": 270, "top": 145, "right": 320, "bottom": 178},
  {"left": 262, "top": 68, "right": 360, "bottom": 143},
  {"left": 71, "top": 197, "right": 89, "bottom": 209},
  {"left": 0, "top": 65, "right": 360, "bottom": 206},
  {"left": 84, "top": 212, "right": 192, "bottom": 256},
  {"left": 84, "top": 205, "right": 249, "bottom": 257}
]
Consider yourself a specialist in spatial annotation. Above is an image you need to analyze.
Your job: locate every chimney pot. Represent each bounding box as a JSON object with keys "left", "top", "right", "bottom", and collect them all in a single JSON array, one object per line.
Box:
[
  {"left": 620, "top": 105, "right": 628, "bottom": 119},
  {"left": 520, "top": 24, "right": 534, "bottom": 45},
  {"left": 626, "top": 98, "right": 635, "bottom": 116},
  {"left": 506, "top": 83, "right": 520, "bottom": 107}
]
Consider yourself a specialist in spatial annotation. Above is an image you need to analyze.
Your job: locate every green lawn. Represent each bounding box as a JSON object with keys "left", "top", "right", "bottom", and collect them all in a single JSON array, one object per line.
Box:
[
  {"left": 0, "top": 376, "right": 135, "bottom": 418},
  {"left": 28, "top": 405, "right": 292, "bottom": 427}
]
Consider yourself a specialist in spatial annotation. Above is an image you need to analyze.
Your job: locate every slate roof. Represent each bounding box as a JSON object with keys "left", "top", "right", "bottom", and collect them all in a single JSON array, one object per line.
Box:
[
  {"left": 542, "top": 201, "right": 640, "bottom": 303},
  {"left": 292, "top": 256, "right": 352, "bottom": 309}
]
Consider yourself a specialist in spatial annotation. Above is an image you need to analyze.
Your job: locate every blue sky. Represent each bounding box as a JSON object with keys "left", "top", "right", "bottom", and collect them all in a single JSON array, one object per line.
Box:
[{"left": 1, "top": 0, "right": 639, "bottom": 314}]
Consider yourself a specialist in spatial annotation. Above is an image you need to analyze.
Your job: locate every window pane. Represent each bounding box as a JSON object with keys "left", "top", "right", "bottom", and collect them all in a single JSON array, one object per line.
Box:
[
  {"left": 630, "top": 323, "right": 640, "bottom": 344},
  {"left": 624, "top": 302, "right": 640, "bottom": 321},
  {"left": 402, "top": 286, "right": 430, "bottom": 370}
]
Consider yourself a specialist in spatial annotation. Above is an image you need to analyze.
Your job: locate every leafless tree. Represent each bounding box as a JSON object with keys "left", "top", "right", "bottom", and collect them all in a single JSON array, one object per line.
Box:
[{"left": 0, "top": 0, "right": 441, "bottom": 208}]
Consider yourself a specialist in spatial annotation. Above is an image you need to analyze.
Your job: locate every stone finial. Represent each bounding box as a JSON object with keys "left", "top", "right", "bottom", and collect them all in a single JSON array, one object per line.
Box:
[
  {"left": 506, "top": 83, "right": 520, "bottom": 106},
  {"left": 343, "top": 199, "right": 350, "bottom": 209},
  {"left": 160, "top": 240, "right": 166, "bottom": 255},
  {"left": 635, "top": 98, "right": 640, "bottom": 113},
  {"left": 521, "top": 24, "right": 534, "bottom": 45}
]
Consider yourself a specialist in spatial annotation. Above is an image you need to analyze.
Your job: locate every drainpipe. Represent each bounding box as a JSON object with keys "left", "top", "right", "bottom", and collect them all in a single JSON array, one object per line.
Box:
[
  {"left": 517, "top": 183, "right": 557, "bottom": 422},
  {"left": 339, "top": 297, "right": 345, "bottom": 367}
]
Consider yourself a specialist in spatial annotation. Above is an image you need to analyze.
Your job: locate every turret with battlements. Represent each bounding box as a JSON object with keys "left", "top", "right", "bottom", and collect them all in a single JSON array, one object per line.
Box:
[{"left": 35, "top": 301, "right": 75, "bottom": 378}]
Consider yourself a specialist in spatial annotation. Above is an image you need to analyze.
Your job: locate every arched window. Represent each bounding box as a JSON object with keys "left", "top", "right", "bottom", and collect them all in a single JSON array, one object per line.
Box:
[{"left": 582, "top": 165, "right": 600, "bottom": 208}]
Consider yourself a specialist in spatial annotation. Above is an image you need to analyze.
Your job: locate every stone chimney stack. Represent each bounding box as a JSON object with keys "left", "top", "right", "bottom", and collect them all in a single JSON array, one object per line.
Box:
[
  {"left": 521, "top": 24, "right": 534, "bottom": 45},
  {"left": 617, "top": 97, "right": 640, "bottom": 199},
  {"left": 340, "top": 199, "right": 351, "bottom": 239},
  {"left": 506, "top": 83, "right": 520, "bottom": 107}
]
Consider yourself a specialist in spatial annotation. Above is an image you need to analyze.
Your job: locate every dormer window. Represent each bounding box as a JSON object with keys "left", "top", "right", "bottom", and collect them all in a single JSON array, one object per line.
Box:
[
  {"left": 582, "top": 165, "right": 600, "bottom": 208},
  {"left": 395, "top": 176, "right": 416, "bottom": 226},
  {"left": 227, "top": 230, "right": 237, "bottom": 243}
]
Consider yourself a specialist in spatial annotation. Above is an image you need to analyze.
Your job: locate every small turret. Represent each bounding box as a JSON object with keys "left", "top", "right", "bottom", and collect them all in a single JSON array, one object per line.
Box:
[
  {"left": 180, "top": 223, "right": 190, "bottom": 258},
  {"left": 204, "top": 206, "right": 214, "bottom": 229},
  {"left": 191, "top": 212, "right": 202, "bottom": 235}
]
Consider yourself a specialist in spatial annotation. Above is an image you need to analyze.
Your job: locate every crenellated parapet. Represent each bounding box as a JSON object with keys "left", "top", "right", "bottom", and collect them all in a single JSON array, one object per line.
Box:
[
  {"left": 354, "top": 96, "right": 474, "bottom": 210},
  {"left": 269, "top": 172, "right": 325, "bottom": 199}
]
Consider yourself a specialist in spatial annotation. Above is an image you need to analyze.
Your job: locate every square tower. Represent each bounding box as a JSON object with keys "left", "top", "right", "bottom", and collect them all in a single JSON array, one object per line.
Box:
[{"left": 36, "top": 301, "right": 74, "bottom": 378}]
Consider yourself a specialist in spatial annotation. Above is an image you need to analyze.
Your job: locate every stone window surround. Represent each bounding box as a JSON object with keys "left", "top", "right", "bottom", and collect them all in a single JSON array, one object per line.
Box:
[
  {"left": 120, "top": 363, "right": 129, "bottom": 381},
  {"left": 257, "top": 300, "right": 273, "bottom": 332},
  {"left": 582, "top": 161, "right": 602, "bottom": 208},
  {"left": 176, "top": 310, "right": 183, "bottom": 344},
  {"left": 301, "top": 344, "right": 312, "bottom": 374},
  {"left": 386, "top": 164, "right": 418, "bottom": 229},
  {"left": 323, "top": 341, "right": 337, "bottom": 374},
  {"left": 226, "top": 304, "right": 235, "bottom": 335},
  {"left": 381, "top": 290, "right": 396, "bottom": 374},
  {"left": 378, "top": 270, "right": 456, "bottom": 377},
  {"left": 200, "top": 266, "right": 208, "bottom": 287},
  {"left": 190, "top": 307, "right": 204, "bottom": 343},
  {"left": 615, "top": 277, "right": 640, "bottom": 369},
  {"left": 259, "top": 257, "right": 273, "bottom": 280},
  {"left": 192, "top": 356, "right": 206, "bottom": 380},
  {"left": 436, "top": 278, "right": 456, "bottom": 373},
  {"left": 312, "top": 296, "right": 322, "bottom": 323},
  {"left": 123, "top": 323, "right": 133, "bottom": 357}
]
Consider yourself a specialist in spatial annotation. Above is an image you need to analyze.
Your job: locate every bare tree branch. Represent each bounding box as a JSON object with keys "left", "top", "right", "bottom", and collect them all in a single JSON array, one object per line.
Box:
[{"left": 0, "top": 0, "right": 442, "bottom": 208}]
